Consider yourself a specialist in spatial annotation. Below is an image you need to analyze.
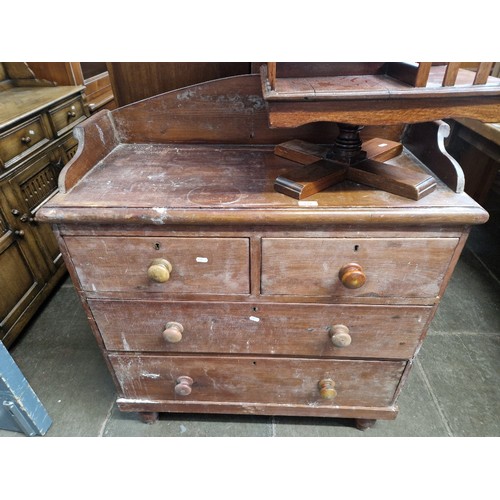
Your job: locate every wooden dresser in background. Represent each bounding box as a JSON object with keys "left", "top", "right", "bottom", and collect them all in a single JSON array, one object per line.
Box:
[
  {"left": 27, "top": 62, "right": 116, "bottom": 114},
  {"left": 0, "top": 62, "right": 89, "bottom": 347},
  {"left": 38, "top": 68, "right": 497, "bottom": 429}
]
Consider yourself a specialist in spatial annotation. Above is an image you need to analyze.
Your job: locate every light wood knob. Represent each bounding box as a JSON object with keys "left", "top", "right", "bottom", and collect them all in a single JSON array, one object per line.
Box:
[
  {"left": 67, "top": 111, "right": 76, "bottom": 118},
  {"left": 175, "top": 376, "right": 193, "bottom": 396},
  {"left": 329, "top": 324, "right": 351, "bottom": 347},
  {"left": 162, "top": 322, "right": 184, "bottom": 343},
  {"left": 318, "top": 379, "right": 337, "bottom": 400},
  {"left": 147, "top": 258, "right": 172, "bottom": 283},
  {"left": 339, "top": 263, "right": 366, "bottom": 289},
  {"left": 21, "top": 136, "right": 32, "bottom": 144}
]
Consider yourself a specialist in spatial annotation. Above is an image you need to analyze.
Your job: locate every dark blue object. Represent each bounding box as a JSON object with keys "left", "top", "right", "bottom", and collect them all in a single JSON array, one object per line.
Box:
[{"left": 0, "top": 341, "right": 52, "bottom": 436}]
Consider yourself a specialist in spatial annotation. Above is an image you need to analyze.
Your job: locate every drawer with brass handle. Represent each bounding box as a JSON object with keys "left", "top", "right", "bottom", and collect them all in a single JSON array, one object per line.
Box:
[
  {"left": 48, "top": 96, "right": 86, "bottom": 137},
  {"left": 89, "top": 299, "right": 431, "bottom": 359},
  {"left": 0, "top": 115, "right": 50, "bottom": 170}
]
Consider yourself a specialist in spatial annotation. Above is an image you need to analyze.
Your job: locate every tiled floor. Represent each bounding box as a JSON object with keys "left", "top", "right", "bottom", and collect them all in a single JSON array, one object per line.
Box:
[{"left": 1, "top": 198, "right": 499, "bottom": 438}]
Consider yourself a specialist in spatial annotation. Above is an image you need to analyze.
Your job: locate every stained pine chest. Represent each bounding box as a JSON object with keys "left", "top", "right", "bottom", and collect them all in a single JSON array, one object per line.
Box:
[{"left": 38, "top": 75, "right": 488, "bottom": 429}]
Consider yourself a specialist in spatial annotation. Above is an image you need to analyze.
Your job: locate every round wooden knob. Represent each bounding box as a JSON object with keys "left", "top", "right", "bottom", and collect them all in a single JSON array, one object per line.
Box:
[
  {"left": 329, "top": 324, "right": 351, "bottom": 347},
  {"left": 175, "top": 376, "right": 193, "bottom": 396},
  {"left": 163, "top": 322, "right": 184, "bottom": 343},
  {"left": 147, "top": 258, "right": 172, "bottom": 283},
  {"left": 67, "top": 111, "right": 76, "bottom": 118},
  {"left": 318, "top": 379, "right": 337, "bottom": 400},
  {"left": 338, "top": 263, "right": 366, "bottom": 289},
  {"left": 21, "top": 136, "right": 32, "bottom": 144}
]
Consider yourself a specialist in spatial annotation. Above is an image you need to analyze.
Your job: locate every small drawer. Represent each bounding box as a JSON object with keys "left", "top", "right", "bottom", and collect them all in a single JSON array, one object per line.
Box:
[
  {"left": 109, "top": 354, "right": 406, "bottom": 409},
  {"left": 0, "top": 115, "right": 51, "bottom": 170},
  {"left": 48, "top": 96, "right": 86, "bottom": 137},
  {"left": 66, "top": 236, "right": 250, "bottom": 295},
  {"left": 261, "top": 237, "right": 458, "bottom": 300},
  {"left": 90, "top": 299, "right": 431, "bottom": 359}
]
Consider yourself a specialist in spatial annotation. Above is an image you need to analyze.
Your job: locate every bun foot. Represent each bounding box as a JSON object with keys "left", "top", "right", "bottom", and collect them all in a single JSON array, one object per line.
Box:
[
  {"left": 355, "top": 418, "right": 376, "bottom": 430},
  {"left": 139, "top": 411, "right": 159, "bottom": 424}
]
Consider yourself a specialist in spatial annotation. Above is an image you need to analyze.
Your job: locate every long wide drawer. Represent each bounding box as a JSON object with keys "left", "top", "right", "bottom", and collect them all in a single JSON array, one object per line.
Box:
[
  {"left": 65, "top": 236, "right": 250, "bottom": 295},
  {"left": 261, "top": 237, "right": 458, "bottom": 299},
  {"left": 90, "top": 300, "right": 431, "bottom": 359},
  {"left": 109, "top": 354, "right": 406, "bottom": 408}
]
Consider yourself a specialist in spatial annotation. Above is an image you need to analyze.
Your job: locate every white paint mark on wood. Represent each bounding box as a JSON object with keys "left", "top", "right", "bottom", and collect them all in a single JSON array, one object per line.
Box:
[
  {"left": 196, "top": 257, "right": 209, "bottom": 263},
  {"left": 95, "top": 124, "right": 105, "bottom": 145},
  {"left": 249, "top": 316, "right": 260, "bottom": 322},
  {"left": 121, "top": 334, "right": 131, "bottom": 351},
  {"left": 141, "top": 372, "right": 161, "bottom": 379},
  {"left": 298, "top": 200, "right": 319, "bottom": 207},
  {"left": 150, "top": 206, "right": 169, "bottom": 224}
]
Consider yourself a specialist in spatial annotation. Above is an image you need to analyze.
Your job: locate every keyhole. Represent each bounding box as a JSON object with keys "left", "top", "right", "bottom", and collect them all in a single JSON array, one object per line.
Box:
[
  {"left": 354, "top": 245, "right": 359, "bottom": 252},
  {"left": 154, "top": 243, "right": 161, "bottom": 250}
]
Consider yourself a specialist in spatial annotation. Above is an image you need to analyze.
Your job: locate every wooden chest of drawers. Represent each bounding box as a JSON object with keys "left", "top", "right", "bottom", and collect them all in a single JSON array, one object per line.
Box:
[{"left": 38, "top": 74, "right": 489, "bottom": 429}]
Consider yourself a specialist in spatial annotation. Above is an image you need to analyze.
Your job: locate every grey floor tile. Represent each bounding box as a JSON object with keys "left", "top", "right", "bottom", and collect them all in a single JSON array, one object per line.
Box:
[
  {"left": 417, "top": 333, "right": 500, "bottom": 437},
  {"left": 2, "top": 348, "right": 115, "bottom": 437},
  {"left": 0, "top": 285, "right": 116, "bottom": 437},
  {"left": 272, "top": 361, "right": 450, "bottom": 437},
  {"left": 466, "top": 199, "right": 500, "bottom": 281},
  {"left": 12, "top": 284, "right": 94, "bottom": 352},
  {"left": 103, "top": 405, "right": 273, "bottom": 437},
  {"left": 430, "top": 247, "right": 500, "bottom": 334}
]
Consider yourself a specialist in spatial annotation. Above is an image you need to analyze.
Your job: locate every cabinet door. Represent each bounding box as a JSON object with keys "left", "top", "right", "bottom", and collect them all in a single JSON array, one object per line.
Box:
[
  {"left": 0, "top": 200, "right": 45, "bottom": 346},
  {"left": 7, "top": 153, "right": 64, "bottom": 275}
]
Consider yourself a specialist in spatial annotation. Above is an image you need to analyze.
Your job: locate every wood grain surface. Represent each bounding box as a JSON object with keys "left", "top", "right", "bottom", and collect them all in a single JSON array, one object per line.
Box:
[
  {"left": 109, "top": 354, "right": 406, "bottom": 408},
  {"left": 89, "top": 299, "right": 431, "bottom": 359},
  {"left": 261, "top": 237, "right": 458, "bottom": 299},
  {"left": 65, "top": 236, "right": 250, "bottom": 294}
]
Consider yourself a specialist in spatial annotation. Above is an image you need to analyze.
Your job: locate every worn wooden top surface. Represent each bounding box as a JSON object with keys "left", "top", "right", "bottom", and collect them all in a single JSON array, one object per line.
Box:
[
  {"left": 40, "top": 143, "right": 488, "bottom": 226},
  {"left": 263, "top": 66, "right": 500, "bottom": 101},
  {"left": 0, "top": 85, "right": 85, "bottom": 129}
]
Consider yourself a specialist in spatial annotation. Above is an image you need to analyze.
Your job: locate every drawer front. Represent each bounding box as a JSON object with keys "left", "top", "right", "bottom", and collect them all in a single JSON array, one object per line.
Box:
[
  {"left": 261, "top": 237, "right": 458, "bottom": 299},
  {"left": 109, "top": 354, "right": 406, "bottom": 408},
  {"left": 0, "top": 115, "right": 50, "bottom": 169},
  {"left": 48, "top": 96, "right": 86, "bottom": 137},
  {"left": 90, "top": 299, "right": 431, "bottom": 359},
  {"left": 65, "top": 236, "right": 250, "bottom": 294}
]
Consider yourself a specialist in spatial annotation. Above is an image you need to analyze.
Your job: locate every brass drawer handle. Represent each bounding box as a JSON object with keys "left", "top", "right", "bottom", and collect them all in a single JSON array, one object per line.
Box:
[
  {"left": 329, "top": 324, "right": 351, "bottom": 347},
  {"left": 21, "top": 129, "right": 36, "bottom": 144},
  {"left": 175, "top": 376, "right": 193, "bottom": 396},
  {"left": 163, "top": 321, "right": 184, "bottom": 343},
  {"left": 338, "top": 262, "right": 366, "bottom": 289},
  {"left": 147, "top": 258, "right": 172, "bottom": 283},
  {"left": 318, "top": 379, "right": 337, "bottom": 400}
]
